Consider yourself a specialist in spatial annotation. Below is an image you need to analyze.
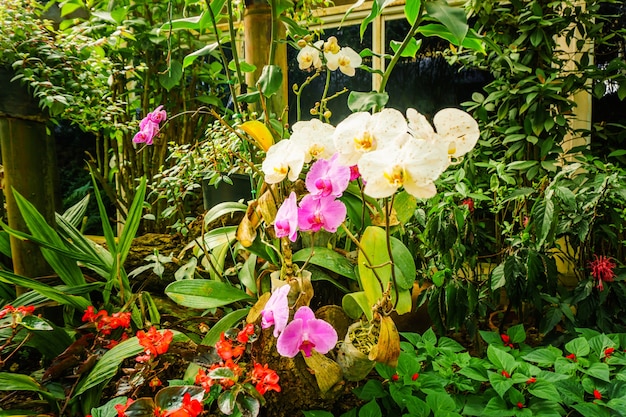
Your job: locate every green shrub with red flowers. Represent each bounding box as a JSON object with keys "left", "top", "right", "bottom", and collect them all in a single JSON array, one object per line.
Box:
[{"left": 307, "top": 324, "right": 626, "bottom": 417}]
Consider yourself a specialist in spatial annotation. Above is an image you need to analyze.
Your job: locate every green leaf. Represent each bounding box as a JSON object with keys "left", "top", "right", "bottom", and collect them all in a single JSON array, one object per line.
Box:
[
  {"left": 532, "top": 199, "right": 555, "bottom": 248},
  {"left": 585, "top": 362, "right": 610, "bottom": 382},
  {"left": 159, "top": 60, "right": 183, "bottom": 91},
  {"left": 293, "top": 247, "right": 356, "bottom": 280},
  {"left": 528, "top": 381, "right": 562, "bottom": 401},
  {"left": 165, "top": 280, "right": 253, "bottom": 309},
  {"left": 359, "top": 1, "right": 380, "bottom": 39},
  {"left": 201, "top": 307, "right": 250, "bottom": 346},
  {"left": 61, "top": 194, "right": 90, "bottom": 229},
  {"left": 425, "top": 391, "right": 457, "bottom": 414},
  {"left": 424, "top": 1, "right": 468, "bottom": 44},
  {"left": 11, "top": 189, "right": 86, "bottom": 287},
  {"left": 507, "top": 324, "right": 526, "bottom": 344},
  {"left": 359, "top": 399, "right": 382, "bottom": 417},
  {"left": 565, "top": 337, "right": 590, "bottom": 357},
  {"left": 389, "top": 38, "right": 422, "bottom": 58},
  {"left": 183, "top": 43, "right": 219, "bottom": 69},
  {"left": 0, "top": 373, "right": 57, "bottom": 405},
  {"left": 19, "top": 315, "right": 53, "bottom": 331},
  {"left": 487, "top": 345, "right": 518, "bottom": 373},
  {"left": 0, "top": 270, "right": 89, "bottom": 310},
  {"left": 522, "top": 348, "right": 559, "bottom": 366},
  {"left": 404, "top": 0, "right": 422, "bottom": 25},
  {"left": 390, "top": 237, "right": 416, "bottom": 290},
  {"left": 488, "top": 371, "right": 515, "bottom": 398},
  {"left": 204, "top": 202, "right": 247, "bottom": 225},
  {"left": 258, "top": 65, "right": 283, "bottom": 97},
  {"left": 347, "top": 91, "right": 389, "bottom": 112},
  {"left": 417, "top": 24, "right": 485, "bottom": 53},
  {"left": 491, "top": 263, "right": 506, "bottom": 290},
  {"left": 342, "top": 291, "right": 372, "bottom": 320}
]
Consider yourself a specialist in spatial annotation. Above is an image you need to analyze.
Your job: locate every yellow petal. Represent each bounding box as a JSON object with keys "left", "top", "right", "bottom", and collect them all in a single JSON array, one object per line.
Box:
[
  {"left": 240, "top": 121, "right": 274, "bottom": 152},
  {"left": 369, "top": 315, "right": 400, "bottom": 367}
]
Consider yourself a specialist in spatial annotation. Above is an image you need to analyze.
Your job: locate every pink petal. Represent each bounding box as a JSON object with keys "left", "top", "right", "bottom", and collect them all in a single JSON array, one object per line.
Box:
[
  {"left": 261, "top": 284, "right": 290, "bottom": 336},
  {"left": 274, "top": 192, "right": 299, "bottom": 242},
  {"left": 306, "top": 317, "right": 338, "bottom": 355},
  {"left": 276, "top": 318, "right": 303, "bottom": 357}
]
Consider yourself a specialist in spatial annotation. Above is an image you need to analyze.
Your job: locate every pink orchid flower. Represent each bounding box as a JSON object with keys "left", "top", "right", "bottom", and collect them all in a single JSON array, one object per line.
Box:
[
  {"left": 298, "top": 194, "right": 346, "bottom": 233},
  {"left": 274, "top": 192, "right": 299, "bottom": 242},
  {"left": 305, "top": 153, "right": 350, "bottom": 198},
  {"left": 134, "top": 106, "right": 167, "bottom": 145},
  {"left": 276, "top": 306, "right": 338, "bottom": 357},
  {"left": 260, "top": 284, "right": 291, "bottom": 337}
]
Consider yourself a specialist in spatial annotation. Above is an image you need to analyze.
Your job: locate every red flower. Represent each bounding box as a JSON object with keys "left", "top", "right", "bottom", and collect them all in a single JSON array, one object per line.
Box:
[
  {"left": 163, "top": 393, "right": 203, "bottom": 417},
  {"left": 589, "top": 255, "right": 616, "bottom": 292},
  {"left": 500, "top": 334, "right": 514, "bottom": 348},
  {"left": 114, "top": 398, "right": 134, "bottom": 417},
  {"left": 526, "top": 377, "right": 537, "bottom": 384},
  {"left": 501, "top": 370, "right": 511, "bottom": 378},
  {"left": 412, "top": 373, "right": 419, "bottom": 381},
  {"left": 566, "top": 353, "right": 576, "bottom": 361},
  {"left": 236, "top": 323, "right": 256, "bottom": 344},
  {"left": 136, "top": 327, "right": 174, "bottom": 362},
  {"left": 593, "top": 389, "right": 602, "bottom": 400},
  {"left": 215, "top": 333, "right": 245, "bottom": 361},
  {"left": 516, "top": 402, "right": 524, "bottom": 409},
  {"left": 392, "top": 374, "right": 399, "bottom": 381},
  {"left": 604, "top": 347, "right": 615, "bottom": 358},
  {"left": 251, "top": 363, "right": 281, "bottom": 395},
  {"left": 460, "top": 198, "right": 474, "bottom": 213},
  {"left": 149, "top": 377, "right": 162, "bottom": 388}
]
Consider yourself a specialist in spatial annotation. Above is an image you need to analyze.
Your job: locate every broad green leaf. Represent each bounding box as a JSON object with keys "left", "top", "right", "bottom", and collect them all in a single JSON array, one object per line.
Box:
[
  {"left": 424, "top": 1, "right": 468, "bottom": 44},
  {"left": 159, "top": 60, "right": 183, "bottom": 91},
  {"left": 507, "top": 323, "right": 526, "bottom": 344},
  {"left": 565, "top": 337, "right": 590, "bottom": 357},
  {"left": 19, "top": 315, "right": 53, "bottom": 331},
  {"left": 481, "top": 396, "right": 513, "bottom": 416},
  {"left": 183, "top": 43, "right": 219, "bottom": 68},
  {"left": 390, "top": 237, "right": 416, "bottom": 290},
  {"left": 165, "top": 280, "right": 253, "bottom": 309},
  {"left": 239, "top": 254, "right": 257, "bottom": 294},
  {"left": 359, "top": 1, "right": 380, "bottom": 39},
  {"left": 425, "top": 391, "right": 456, "bottom": 414},
  {"left": 490, "top": 263, "right": 506, "bottom": 290},
  {"left": 0, "top": 372, "right": 57, "bottom": 405},
  {"left": 342, "top": 291, "right": 372, "bottom": 320},
  {"left": 0, "top": 231, "right": 10, "bottom": 257},
  {"left": 347, "top": 91, "right": 389, "bottom": 112},
  {"left": 522, "top": 348, "right": 559, "bottom": 365},
  {"left": 201, "top": 307, "right": 250, "bottom": 346},
  {"left": 404, "top": 0, "right": 422, "bottom": 25},
  {"left": 528, "top": 381, "right": 562, "bottom": 401},
  {"left": 390, "top": 38, "right": 422, "bottom": 58},
  {"left": 258, "top": 65, "right": 283, "bottom": 97},
  {"left": 585, "top": 362, "right": 610, "bottom": 382},
  {"left": 487, "top": 345, "right": 518, "bottom": 373},
  {"left": 359, "top": 399, "right": 382, "bottom": 417},
  {"left": 417, "top": 24, "right": 485, "bottom": 53},
  {"left": 123, "top": 398, "right": 155, "bottom": 417},
  {"left": 293, "top": 247, "right": 356, "bottom": 280},
  {"left": 204, "top": 202, "right": 247, "bottom": 225},
  {"left": 488, "top": 371, "right": 514, "bottom": 398}
]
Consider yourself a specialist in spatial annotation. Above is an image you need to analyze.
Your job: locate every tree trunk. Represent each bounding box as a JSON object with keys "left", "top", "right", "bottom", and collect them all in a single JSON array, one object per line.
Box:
[{"left": 0, "top": 66, "right": 57, "bottom": 289}]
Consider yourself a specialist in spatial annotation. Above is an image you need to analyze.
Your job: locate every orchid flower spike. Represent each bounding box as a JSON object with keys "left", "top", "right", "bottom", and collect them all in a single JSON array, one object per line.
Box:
[{"left": 260, "top": 283, "right": 291, "bottom": 337}]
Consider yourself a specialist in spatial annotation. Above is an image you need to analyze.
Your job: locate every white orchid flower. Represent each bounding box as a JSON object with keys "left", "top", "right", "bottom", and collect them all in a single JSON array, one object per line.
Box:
[
  {"left": 407, "top": 108, "right": 480, "bottom": 159},
  {"left": 333, "top": 108, "right": 408, "bottom": 166},
  {"left": 326, "top": 47, "right": 362, "bottom": 76},
  {"left": 262, "top": 139, "right": 306, "bottom": 183},
  {"left": 297, "top": 41, "right": 323, "bottom": 71},
  {"left": 290, "top": 119, "right": 337, "bottom": 163},
  {"left": 358, "top": 133, "right": 450, "bottom": 199}
]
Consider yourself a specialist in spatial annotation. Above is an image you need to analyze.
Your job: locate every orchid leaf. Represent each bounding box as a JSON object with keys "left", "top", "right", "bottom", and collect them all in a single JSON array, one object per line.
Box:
[{"left": 165, "top": 280, "right": 253, "bottom": 309}]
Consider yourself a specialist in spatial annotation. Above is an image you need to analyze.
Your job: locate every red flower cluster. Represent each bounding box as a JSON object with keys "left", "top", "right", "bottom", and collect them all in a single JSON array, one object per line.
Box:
[
  {"left": 566, "top": 353, "right": 577, "bottom": 361},
  {"left": 136, "top": 326, "right": 174, "bottom": 363},
  {"left": 195, "top": 325, "right": 280, "bottom": 397},
  {"left": 251, "top": 363, "right": 281, "bottom": 395},
  {"left": 0, "top": 305, "right": 35, "bottom": 319},
  {"left": 82, "top": 306, "right": 131, "bottom": 335},
  {"left": 593, "top": 388, "right": 602, "bottom": 400},
  {"left": 196, "top": 360, "right": 242, "bottom": 391},
  {"left": 589, "top": 255, "right": 617, "bottom": 292},
  {"left": 114, "top": 398, "right": 134, "bottom": 417},
  {"left": 526, "top": 377, "right": 536, "bottom": 384},
  {"left": 604, "top": 347, "right": 615, "bottom": 359},
  {"left": 501, "top": 370, "right": 511, "bottom": 378}
]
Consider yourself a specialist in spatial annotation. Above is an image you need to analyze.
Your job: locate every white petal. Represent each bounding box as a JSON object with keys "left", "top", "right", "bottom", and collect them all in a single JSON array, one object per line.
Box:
[
  {"left": 406, "top": 108, "right": 435, "bottom": 140},
  {"left": 433, "top": 108, "right": 480, "bottom": 158}
]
